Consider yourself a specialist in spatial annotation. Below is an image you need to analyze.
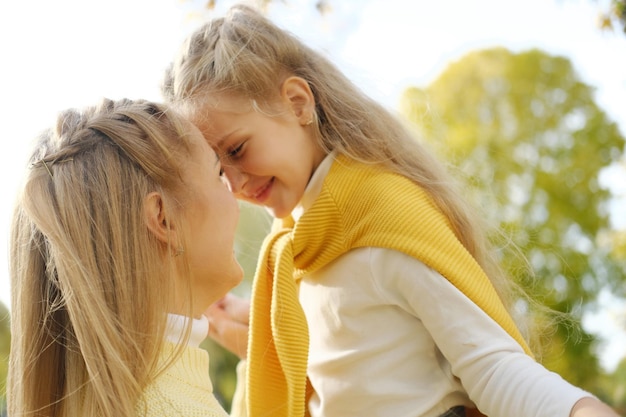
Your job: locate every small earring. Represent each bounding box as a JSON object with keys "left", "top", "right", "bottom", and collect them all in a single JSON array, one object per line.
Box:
[
  {"left": 305, "top": 119, "right": 313, "bottom": 126},
  {"left": 173, "top": 246, "right": 185, "bottom": 257}
]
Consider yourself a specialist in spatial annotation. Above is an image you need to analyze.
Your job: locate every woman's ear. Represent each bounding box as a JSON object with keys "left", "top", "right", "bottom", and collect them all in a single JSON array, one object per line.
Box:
[
  {"left": 280, "top": 76, "right": 315, "bottom": 124},
  {"left": 144, "top": 192, "right": 177, "bottom": 245}
]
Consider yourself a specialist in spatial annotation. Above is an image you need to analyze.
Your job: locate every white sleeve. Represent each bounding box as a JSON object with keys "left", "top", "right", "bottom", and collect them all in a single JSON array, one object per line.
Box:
[{"left": 369, "top": 248, "right": 591, "bottom": 417}]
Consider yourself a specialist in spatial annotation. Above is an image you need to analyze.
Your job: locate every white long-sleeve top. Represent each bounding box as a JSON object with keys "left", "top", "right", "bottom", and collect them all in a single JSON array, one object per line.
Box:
[{"left": 295, "top": 153, "right": 590, "bottom": 417}]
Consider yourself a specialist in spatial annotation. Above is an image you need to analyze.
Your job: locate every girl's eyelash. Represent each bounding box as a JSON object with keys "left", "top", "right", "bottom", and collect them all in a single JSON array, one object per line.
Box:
[{"left": 228, "top": 143, "right": 244, "bottom": 157}]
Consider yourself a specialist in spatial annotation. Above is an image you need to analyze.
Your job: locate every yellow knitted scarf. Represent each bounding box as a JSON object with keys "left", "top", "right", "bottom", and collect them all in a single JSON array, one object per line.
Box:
[{"left": 243, "top": 155, "right": 531, "bottom": 417}]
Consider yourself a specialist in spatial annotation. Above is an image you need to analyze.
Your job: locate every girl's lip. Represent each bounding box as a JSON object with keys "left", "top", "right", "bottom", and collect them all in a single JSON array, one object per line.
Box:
[{"left": 251, "top": 177, "right": 274, "bottom": 203}]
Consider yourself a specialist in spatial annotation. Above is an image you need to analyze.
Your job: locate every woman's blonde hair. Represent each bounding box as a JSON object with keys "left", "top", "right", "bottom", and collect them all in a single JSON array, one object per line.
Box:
[
  {"left": 8, "top": 98, "right": 196, "bottom": 417},
  {"left": 163, "top": 5, "right": 536, "bottom": 344}
]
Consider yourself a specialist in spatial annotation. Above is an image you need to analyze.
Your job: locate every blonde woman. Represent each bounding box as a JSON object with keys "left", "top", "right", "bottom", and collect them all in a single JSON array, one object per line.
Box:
[
  {"left": 163, "top": 5, "right": 621, "bottom": 417},
  {"left": 7, "top": 98, "right": 242, "bottom": 417}
]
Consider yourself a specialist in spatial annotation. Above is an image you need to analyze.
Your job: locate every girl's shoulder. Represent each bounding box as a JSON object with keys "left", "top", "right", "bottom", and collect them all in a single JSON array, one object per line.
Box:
[{"left": 327, "top": 157, "right": 426, "bottom": 212}]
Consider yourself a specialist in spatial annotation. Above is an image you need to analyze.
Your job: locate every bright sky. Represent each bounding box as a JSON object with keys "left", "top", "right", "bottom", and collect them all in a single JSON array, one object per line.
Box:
[{"left": 1, "top": 0, "right": 624, "bottom": 370}]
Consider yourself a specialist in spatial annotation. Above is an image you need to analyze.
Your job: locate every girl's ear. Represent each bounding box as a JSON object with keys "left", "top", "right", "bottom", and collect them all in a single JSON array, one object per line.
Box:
[
  {"left": 280, "top": 76, "right": 315, "bottom": 124},
  {"left": 144, "top": 192, "right": 178, "bottom": 245}
]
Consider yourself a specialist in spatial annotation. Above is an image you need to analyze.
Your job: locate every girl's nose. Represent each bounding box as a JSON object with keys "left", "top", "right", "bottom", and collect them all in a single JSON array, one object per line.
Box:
[{"left": 221, "top": 165, "right": 247, "bottom": 195}]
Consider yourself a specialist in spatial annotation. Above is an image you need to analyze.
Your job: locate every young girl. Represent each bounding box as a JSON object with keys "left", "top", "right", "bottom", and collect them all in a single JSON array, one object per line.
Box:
[
  {"left": 7, "top": 98, "right": 243, "bottom": 417},
  {"left": 163, "top": 5, "right": 620, "bottom": 417}
]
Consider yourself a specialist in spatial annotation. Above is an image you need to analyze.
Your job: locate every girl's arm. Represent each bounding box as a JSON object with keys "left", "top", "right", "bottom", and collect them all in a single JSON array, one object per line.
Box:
[{"left": 374, "top": 248, "right": 611, "bottom": 417}]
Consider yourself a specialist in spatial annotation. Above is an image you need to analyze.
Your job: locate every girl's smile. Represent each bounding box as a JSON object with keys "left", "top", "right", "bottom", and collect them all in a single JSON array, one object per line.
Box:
[{"left": 249, "top": 177, "right": 274, "bottom": 203}]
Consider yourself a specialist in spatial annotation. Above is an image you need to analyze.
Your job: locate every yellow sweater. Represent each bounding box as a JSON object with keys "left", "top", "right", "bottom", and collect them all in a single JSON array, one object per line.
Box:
[
  {"left": 242, "top": 155, "right": 530, "bottom": 417},
  {"left": 138, "top": 342, "right": 228, "bottom": 417}
]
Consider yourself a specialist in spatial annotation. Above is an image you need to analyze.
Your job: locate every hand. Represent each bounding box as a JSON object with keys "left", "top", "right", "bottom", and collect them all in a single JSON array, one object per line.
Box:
[
  {"left": 570, "top": 397, "right": 621, "bottom": 417},
  {"left": 205, "top": 292, "right": 250, "bottom": 359}
]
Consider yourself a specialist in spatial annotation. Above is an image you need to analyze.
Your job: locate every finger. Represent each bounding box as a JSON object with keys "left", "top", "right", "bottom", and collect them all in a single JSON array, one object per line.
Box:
[
  {"left": 221, "top": 293, "right": 251, "bottom": 324},
  {"left": 208, "top": 316, "right": 249, "bottom": 359},
  {"left": 204, "top": 301, "right": 228, "bottom": 319}
]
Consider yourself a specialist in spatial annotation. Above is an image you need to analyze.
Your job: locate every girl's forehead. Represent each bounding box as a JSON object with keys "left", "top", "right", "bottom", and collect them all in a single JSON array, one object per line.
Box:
[
  {"left": 200, "top": 93, "right": 253, "bottom": 113},
  {"left": 190, "top": 108, "right": 241, "bottom": 145}
]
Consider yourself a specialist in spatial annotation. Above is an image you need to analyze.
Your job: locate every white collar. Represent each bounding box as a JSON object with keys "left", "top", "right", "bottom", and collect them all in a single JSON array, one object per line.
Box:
[
  {"left": 165, "top": 313, "right": 209, "bottom": 347},
  {"left": 292, "top": 151, "right": 337, "bottom": 222}
]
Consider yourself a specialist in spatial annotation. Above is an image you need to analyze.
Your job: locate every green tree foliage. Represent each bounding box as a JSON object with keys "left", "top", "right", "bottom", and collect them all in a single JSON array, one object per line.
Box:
[
  {"left": 0, "top": 301, "right": 10, "bottom": 414},
  {"left": 400, "top": 47, "right": 626, "bottom": 390},
  {"left": 612, "top": 230, "right": 626, "bottom": 259},
  {"left": 203, "top": 338, "right": 240, "bottom": 411},
  {"left": 597, "top": 0, "right": 626, "bottom": 33}
]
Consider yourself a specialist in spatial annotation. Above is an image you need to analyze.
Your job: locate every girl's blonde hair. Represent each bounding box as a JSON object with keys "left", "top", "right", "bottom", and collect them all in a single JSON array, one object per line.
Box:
[
  {"left": 163, "top": 5, "right": 535, "bottom": 344},
  {"left": 8, "top": 99, "right": 196, "bottom": 417}
]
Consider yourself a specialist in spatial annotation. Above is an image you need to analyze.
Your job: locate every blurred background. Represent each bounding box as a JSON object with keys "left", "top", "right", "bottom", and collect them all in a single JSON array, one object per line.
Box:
[{"left": 1, "top": 0, "right": 625, "bottom": 413}]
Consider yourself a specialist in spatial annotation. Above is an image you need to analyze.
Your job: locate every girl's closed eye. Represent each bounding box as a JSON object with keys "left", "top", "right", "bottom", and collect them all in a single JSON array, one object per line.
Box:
[{"left": 227, "top": 142, "right": 245, "bottom": 158}]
